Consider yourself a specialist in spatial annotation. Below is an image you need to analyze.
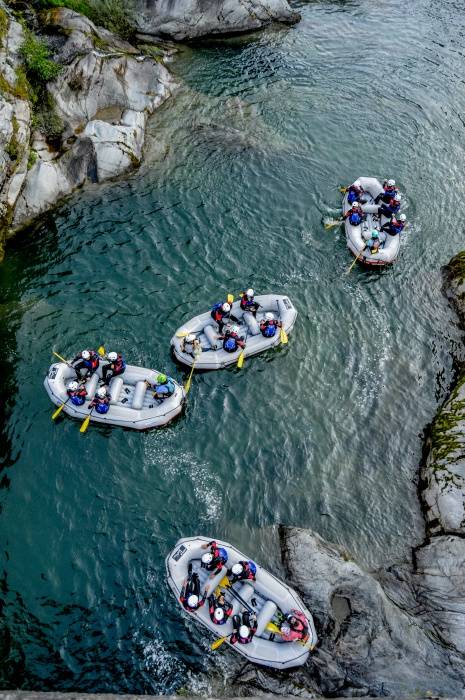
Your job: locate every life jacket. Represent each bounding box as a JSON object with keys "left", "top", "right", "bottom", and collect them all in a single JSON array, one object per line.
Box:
[
  {"left": 349, "top": 212, "right": 362, "bottom": 226},
  {"left": 155, "top": 379, "right": 175, "bottom": 397},
  {"left": 390, "top": 220, "right": 404, "bottom": 235},
  {"left": 112, "top": 355, "right": 126, "bottom": 373},
  {"left": 224, "top": 336, "right": 237, "bottom": 352},
  {"left": 211, "top": 302, "right": 227, "bottom": 322},
  {"left": 68, "top": 389, "right": 86, "bottom": 406},
  {"left": 205, "top": 542, "right": 228, "bottom": 568},
  {"left": 209, "top": 601, "right": 232, "bottom": 625},
  {"left": 95, "top": 398, "right": 110, "bottom": 414},
  {"left": 83, "top": 352, "right": 99, "bottom": 370},
  {"left": 260, "top": 321, "right": 277, "bottom": 338},
  {"left": 240, "top": 295, "right": 255, "bottom": 310},
  {"left": 385, "top": 198, "right": 400, "bottom": 214}
]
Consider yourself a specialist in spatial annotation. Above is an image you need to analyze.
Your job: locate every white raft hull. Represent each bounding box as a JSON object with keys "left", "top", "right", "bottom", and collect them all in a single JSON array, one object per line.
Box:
[
  {"left": 344, "top": 176, "right": 401, "bottom": 266},
  {"left": 44, "top": 362, "right": 185, "bottom": 430},
  {"left": 166, "top": 535, "right": 317, "bottom": 669},
  {"left": 171, "top": 294, "right": 297, "bottom": 370}
]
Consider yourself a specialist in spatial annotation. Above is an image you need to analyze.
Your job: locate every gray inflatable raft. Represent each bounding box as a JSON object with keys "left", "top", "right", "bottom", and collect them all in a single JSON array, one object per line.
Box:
[
  {"left": 344, "top": 176, "right": 401, "bottom": 266},
  {"left": 44, "top": 361, "right": 185, "bottom": 430},
  {"left": 171, "top": 294, "right": 297, "bottom": 370},
  {"left": 166, "top": 536, "right": 317, "bottom": 669}
]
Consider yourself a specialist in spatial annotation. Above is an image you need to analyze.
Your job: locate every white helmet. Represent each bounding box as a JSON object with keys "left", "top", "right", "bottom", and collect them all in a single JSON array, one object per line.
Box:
[
  {"left": 230, "top": 324, "right": 240, "bottom": 334},
  {"left": 399, "top": 214, "right": 406, "bottom": 222},
  {"left": 394, "top": 193, "right": 401, "bottom": 202},
  {"left": 351, "top": 201, "right": 359, "bottom": 208},
  {"left": 82, "top": 350, "right": 90, "bottom": 360},
  {"left": 222, "top": 303, "right": 231, "bottom": 312},
  {"left": 265, "top": 312, "right": 274, "bottom": 321},
  {"left": 246, "top": 288, "right": 254, "bottom": 298},
  {"left": 387, "top": 179, "right": 395, "bottom": 187},
  {"left": 68, "top": 381, "right": 79, "bottom": 391},
  {"left": 239, "top": 625, "right": 249, "bottom": 639},
  {"left": 187, "top": 333, "right": 196, "bottom": 342},
  {"left": 97, "top": 387, "right": 107, "bottom": 398},
  {"left": 187, "top": 594, "right": 199, "bottom": 608},
  {"left": 201, "top": 552, "right": 213, "bottom": 565},
  {"left": 108, "top": 352, "right": 117, "bottom": 361},
  {"left": 214, "top": 608, "right": 224, "bottom": 621},
  {"left": 232, "top": 563, "right": 243, "bottom": 575}
]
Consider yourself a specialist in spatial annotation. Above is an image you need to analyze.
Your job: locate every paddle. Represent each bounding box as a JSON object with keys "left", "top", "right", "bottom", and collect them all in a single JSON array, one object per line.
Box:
[
  {"left": 176, "top": 330, "right": 189, "bottom": 338},
  {"left": 53, "top": 351, "right": 72, "bottom": 366},
  {"left": 51, "top": 397, "right": 70, "bottom": 421},
  {"left": 79, "top": 407, "right": 94, "bottom": 434},
  {"left": 266, "top": 621, "right": 314, "bottom": 650},
  {"left": 346, "top": 248, "right": 365, "bottom": 275},
  {"left": 324, "top": 218, "right": 343, "bottom": 230},
  {"left": 97, "top": 345, "right": 105, "bottom": 357},
  {"left": 218, "top": 576, "right": 254, "bottom": 613},
  {"left": 211, "top": 634, "right": 230, "bottom": 651},
  {"left": 339, "top": 186, "right": 348, "bottom": 193},
  {"left": 280, "top": 327, "right": 288, "bottom": 344},
  {"left": 185, "top": 359, "right": 196, "bottom": 394}
]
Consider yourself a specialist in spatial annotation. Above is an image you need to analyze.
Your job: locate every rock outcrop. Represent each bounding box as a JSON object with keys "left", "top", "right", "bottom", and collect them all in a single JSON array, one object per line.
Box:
[
  {"left": 0, "top": 4, "right": 175, "bottom": 257},
  {"left": 134, "top": 0, "right": 300, "bottom": 41}
]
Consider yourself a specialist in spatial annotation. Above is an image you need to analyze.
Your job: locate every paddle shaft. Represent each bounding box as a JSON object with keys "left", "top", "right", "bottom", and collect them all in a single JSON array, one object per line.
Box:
[
  {"left": 52, "top": 397, "right": 70, "bottom": 420},
  {"left": 221, "top": 581, "right": 254, "bottom": 613}
]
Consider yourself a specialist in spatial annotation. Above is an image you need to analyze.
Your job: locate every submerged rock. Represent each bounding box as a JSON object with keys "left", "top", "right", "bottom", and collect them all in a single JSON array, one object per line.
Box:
[{"left": 134, "top": 0, "right": 300, "bottom": 41}]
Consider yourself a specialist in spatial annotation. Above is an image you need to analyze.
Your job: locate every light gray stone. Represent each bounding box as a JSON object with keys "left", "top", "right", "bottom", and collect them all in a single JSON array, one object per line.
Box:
[{"left": 134, "top": 0, "right": 300, "bottom": 40}]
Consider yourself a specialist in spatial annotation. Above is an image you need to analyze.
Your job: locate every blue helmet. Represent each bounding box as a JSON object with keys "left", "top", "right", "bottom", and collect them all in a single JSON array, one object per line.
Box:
[
  {"left": 224, "top": 337, "right": 236, "bottom": 351},
  {"left": 218, "top": 547, "right": 228, "bottom": 562},
  {"left": 248, "top": 561, "right": 257, "bottom": 575}
]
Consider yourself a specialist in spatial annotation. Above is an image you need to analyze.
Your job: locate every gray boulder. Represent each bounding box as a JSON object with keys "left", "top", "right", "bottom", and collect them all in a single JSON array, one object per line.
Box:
[
  {"left": 134, "top": 0, "right": 300, "bottom": 40},
  {"left": 279, "top": 526, "right": 465, "bottom": 697}
]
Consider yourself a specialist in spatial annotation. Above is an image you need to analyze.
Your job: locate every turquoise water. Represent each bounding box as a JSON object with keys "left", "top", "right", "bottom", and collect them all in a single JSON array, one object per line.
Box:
[{"left": 2, "top": 0, "right": 465, "bottom": 692}]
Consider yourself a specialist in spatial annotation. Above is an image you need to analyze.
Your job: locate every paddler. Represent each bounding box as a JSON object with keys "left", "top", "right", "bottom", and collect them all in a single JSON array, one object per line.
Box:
[{"left": 102, "top": 351, "right": 126, "bottom": 385}]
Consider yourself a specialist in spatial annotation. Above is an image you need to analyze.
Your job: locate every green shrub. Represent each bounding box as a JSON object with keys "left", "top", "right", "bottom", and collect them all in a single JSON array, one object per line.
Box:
[
  {"left": 0, "top": 8, "right": 9, "bottom": 48},
  {"left": 31, "top": 90, "right": 64, "bottom": 140},
  {"left": 32, "top": 0, "right": 135, "bottom": 39},
  {"left": 20, "top": 29, "right": 62, "bottom": 83},
  {"left": 35, "top": 0, "right": 93, "bottom": 14},
  {"left": 27, "top": 149, "right": 38, "bottom": 169}
]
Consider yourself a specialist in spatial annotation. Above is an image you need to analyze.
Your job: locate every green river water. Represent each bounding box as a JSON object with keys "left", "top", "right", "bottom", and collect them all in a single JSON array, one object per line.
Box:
[{"left": 2, "top": 0, "right": 465, "bottom": 692}]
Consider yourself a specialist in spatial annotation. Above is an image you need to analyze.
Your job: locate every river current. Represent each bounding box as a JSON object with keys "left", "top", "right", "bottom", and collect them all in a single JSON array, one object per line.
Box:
[{"left": 2, "top": 0, "right": 465, "bottom": 692}]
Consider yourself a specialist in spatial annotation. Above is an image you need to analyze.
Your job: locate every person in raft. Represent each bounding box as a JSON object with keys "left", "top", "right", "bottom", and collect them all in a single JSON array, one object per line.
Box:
[
  {"left": 180, "top": 564, "right": 207, "bottom": 613},
  {"left": 220, "top": 325, "right": 246, "bottom": 353},
  {"left": 343, "top": 201, "right": 364, "bottom": 226},
  {"left": 89, "top": 386, "right": 110, "bottom": 414},
  {"left": 67, "top": 381, "right": 87, "bottom": 406},
  {"left": 211, "top": 301, "right": 232, "bottom": 335},
  {"left": 374, "top": 178, "right": 398, "bottom": 204},
  {"left": 259, "top": 312, "right": 282, "bottom": 338},
  {"left": 208, "top": 592, "right": 233, "bottom": 625},
  {"left": 381, "top": 213, "right": 407, "bottom": 236},
  {"left": 180, "top": 333, "right": 202, "bottom": 359},
  {"left": 146, "top": 373, "right": 175, "bottom": 400},
  {"left": 227, "top": 560, "right": 257, "bottom": 584},
  {"left": 72, "top": 349, "right": 99, "bottom": 380},
  {"left": 279, "top": 610, "right": 309, "bottom": 642},
  {"left": 346, "top": 182, "right": 364, "bottom": 205},
  {"left": 201, "top": 540, "right": 228, "bottom": 574},
  {"left": 230, "top": 611, "right": 257, "bottom": 645},
  {"left": 102, "top": 351, "right": 126, "bottom": 385},
  {"left": 364, "top": 229, "right": 386, "bottom": 254},
  {"left": 240, "top": 289, "right": 260, "bottom": 316},
  {"left": 378, "top": 192, "right": 401, "bottom": 219}
]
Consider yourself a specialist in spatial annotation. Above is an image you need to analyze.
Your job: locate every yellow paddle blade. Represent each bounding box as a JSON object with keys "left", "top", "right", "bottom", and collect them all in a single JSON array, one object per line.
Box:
[
  {"left": 52, "top": 351, "right": 68, "bottom": 364},
  {"left": 219, "top": 575, "right": 230, "bottom": 588},
  {"left": 79, "top": 415, "right": 91, "bottom": 433},
  {"left": 324, "top": 219, "right": 342, "bottom": 230},
  {"left": 266, "top": 622, "right": 282, "bottom": 635},
  {"left": 227, "top": 293, "right": 234, "bottom": 304},
  {"left": 237, "top": 350, "right": 245, "bottom": 369},
  {"left": 280, "top": 327, "right": 288, "bottom": 345},
  {"left": 97, "top": 346, "right": 105, "bottom": 356},
  {"left": 339, "top": 186, "right": 348, "bottom": 193},
  {"left": 346, "top": 251, "right": 362, "bottom": 275},
  {"left": 176, "top": 330, "right": 189, "bottom": 338},
  {"left": 185, "top": 363, "right": 195, "bottom": 394},
  {"left": 211, "top": 636, "right": 228, "bottom": 651},
  {"left": 51, "top": 403, "right": 66, "bottom": 420}
]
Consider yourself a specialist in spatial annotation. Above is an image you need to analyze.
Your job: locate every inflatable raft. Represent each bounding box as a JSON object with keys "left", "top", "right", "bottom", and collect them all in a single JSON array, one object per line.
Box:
[
  {"left": 44, "top": 361, "right": 185, "bottom": 430},
  {"left": 171, "top": 295, "right": 297, "bottom": 370},
  {"left": 166, "top": 536, "right": 317, "bottom": 669},
  {"left": 344, "top": 176, "right": 401, "bottom": 266}
]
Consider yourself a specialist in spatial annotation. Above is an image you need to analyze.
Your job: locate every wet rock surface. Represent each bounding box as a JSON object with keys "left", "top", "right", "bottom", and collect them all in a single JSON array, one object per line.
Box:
[{"left": 134, "top": 0, "right": 300, "bottom": 41}]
